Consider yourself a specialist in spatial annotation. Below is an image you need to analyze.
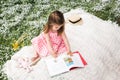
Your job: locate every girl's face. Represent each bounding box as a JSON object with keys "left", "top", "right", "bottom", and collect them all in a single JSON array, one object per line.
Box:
[{"left": 51, "top": 24, "right": 63, "bottom": 31}]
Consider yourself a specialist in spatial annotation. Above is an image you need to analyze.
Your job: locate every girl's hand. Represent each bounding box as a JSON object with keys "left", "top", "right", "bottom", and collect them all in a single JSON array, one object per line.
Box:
[
  {"left": 67, "top": 51, "right": 73, "bottom": 56},
  {"left": 51, "top": 51, "right": 57, "bottom": 58}
]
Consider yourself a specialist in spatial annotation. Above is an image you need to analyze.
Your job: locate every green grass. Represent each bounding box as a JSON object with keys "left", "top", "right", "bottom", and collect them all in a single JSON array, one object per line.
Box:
[{"left": 0, "top": 0, "right": 120, "bottom": 80}]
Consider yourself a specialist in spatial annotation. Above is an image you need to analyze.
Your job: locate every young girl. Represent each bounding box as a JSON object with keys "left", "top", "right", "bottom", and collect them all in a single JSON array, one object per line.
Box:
[
  {"left": 3, "top": 10, "right": 72, "bottom": 74},
  {"left": 31, "top": 10, "right": 72, "bottom": 65}
]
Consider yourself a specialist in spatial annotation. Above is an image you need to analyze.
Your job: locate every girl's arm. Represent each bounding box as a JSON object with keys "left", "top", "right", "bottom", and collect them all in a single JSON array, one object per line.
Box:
[
  {"left": 62, "top": 31, "right": 72, "bottom": 56},
  {"left": 44, "top": 33, "right": 57, "bottom": 57}
]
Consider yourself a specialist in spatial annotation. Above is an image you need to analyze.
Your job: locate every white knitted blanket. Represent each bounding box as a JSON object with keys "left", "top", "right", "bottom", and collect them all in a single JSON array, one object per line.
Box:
[{"left": 2, "top": 9, "right": 120, "bottom": 80}]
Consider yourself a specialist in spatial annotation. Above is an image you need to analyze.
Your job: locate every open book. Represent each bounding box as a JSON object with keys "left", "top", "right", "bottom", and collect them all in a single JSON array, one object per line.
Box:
[{"left": 45, "top": 51, "right": 87, "bottom": 77}]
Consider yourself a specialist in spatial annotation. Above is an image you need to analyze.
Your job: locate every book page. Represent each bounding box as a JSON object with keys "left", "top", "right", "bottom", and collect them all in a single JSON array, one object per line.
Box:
[
  {"left": 45, "top": 57, "right": 69, "bottom": 77},
  {"left": 63, "top": 53, "right": 84, "bottom": 69}
]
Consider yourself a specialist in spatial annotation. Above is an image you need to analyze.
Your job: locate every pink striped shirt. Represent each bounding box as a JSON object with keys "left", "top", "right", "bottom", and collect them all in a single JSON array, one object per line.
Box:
[{"left": 31, "top": 31, "right": 67, "bottom": 57}]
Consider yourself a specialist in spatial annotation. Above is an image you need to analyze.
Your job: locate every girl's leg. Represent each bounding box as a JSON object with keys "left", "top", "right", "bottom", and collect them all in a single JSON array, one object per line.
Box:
[{"left": 30, "top": 52, "right": 41, "bottom": 66}]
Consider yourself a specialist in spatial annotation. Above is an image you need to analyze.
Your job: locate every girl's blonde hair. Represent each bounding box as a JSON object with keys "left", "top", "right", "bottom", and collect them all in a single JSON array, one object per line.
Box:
[{"left": 43, "top": 10, "right": 65, "bottom": 35}]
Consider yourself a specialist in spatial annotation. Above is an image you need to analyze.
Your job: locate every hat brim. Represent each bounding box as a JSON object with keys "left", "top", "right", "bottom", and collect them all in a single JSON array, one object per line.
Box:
[
  {"left": 66, "top": 18, "right": 83, "bottom": 25},
  {"left": 65, "top": 14, "right": 83, "bottom": 25}
]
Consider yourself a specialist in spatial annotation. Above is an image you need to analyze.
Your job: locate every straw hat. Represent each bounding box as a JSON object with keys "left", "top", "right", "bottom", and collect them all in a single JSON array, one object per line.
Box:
[{"left": 66, "top": 13, "right": 83, "bottom": 25}]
